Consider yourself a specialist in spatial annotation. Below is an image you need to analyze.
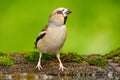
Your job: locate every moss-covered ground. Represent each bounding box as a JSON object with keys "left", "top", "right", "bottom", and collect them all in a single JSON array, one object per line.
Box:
[{"left": 0, "top": 48, "right": 120, "bottom": 74}]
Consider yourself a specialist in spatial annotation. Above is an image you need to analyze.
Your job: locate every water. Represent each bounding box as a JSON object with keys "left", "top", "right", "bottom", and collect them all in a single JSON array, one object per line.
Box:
[{"left": 0, "top": 72, "right": 120, "bottom": 80}]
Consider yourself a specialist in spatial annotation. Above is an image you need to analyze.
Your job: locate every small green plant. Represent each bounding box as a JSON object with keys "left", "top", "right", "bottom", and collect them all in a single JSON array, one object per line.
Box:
[
  {"left": 88, "top": 56, "right": 108, "bottom": 67},
  {"left": 0, "top": 56, "right": 14, "bottom": 66}
]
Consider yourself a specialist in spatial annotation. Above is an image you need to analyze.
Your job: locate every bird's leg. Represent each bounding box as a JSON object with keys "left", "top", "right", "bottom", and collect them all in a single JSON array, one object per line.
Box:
[
  {"left": 56, "top": 53, "right": 67, "bottom": 71},
  {"left": 36, "top": 52, "right": 43, "bottom": 71}
]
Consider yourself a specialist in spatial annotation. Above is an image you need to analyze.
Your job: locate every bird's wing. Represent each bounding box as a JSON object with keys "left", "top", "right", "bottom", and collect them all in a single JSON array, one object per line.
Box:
[{"left": 34, "top": 26, "right": 48, "bottom": 48}]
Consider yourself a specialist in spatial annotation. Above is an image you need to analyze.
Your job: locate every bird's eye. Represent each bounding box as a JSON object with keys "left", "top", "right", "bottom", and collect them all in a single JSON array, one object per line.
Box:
[{"left": 57, "top": 11, "right": 63, "bottom": 14}]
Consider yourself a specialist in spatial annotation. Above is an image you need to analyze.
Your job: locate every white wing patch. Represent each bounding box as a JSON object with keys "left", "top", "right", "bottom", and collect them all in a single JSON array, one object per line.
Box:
[{"left": 34, "top": 31, "right": 47, "bottom": 48}]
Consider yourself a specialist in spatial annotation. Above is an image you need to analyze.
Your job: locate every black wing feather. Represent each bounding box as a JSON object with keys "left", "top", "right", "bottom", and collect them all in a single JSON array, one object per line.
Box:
[{"left": 34, "top": 32, "right": 46, "bottom": 48}]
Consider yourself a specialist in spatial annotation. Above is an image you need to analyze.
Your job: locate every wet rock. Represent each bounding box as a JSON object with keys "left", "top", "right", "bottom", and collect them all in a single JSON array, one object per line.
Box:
[{"left": 109, "top": 62, "right": 120, "bottom": 74}]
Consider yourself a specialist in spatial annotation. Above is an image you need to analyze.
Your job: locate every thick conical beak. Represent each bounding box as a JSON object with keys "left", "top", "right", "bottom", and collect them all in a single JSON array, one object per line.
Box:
[{"left": 66, "top": 9, "right": 72, "bottom": 14}]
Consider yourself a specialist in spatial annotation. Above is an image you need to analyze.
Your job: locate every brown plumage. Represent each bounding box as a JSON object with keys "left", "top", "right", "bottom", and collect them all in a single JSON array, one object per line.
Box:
[{"left": 35, "top": 7, "right": 72, "bottom": 71}]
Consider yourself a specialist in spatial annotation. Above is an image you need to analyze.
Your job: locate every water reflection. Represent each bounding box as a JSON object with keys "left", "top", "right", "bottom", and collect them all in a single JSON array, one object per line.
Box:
[{"left": 0, "top": 71, "right": 119, "bottom": 80}]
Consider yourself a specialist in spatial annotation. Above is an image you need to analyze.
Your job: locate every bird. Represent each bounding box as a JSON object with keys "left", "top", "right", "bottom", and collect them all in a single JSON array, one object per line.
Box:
[{"left": 35, "top": 7, "right": 72, "bottom": 71}]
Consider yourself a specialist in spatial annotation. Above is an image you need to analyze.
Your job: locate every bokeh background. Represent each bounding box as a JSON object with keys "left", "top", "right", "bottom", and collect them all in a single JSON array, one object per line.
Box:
[{"left": 0, "top": 0, "right": 120, "bottom": 54}]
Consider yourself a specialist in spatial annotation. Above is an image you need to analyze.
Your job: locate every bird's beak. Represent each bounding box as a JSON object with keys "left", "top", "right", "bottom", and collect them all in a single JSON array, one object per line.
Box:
[{"left": 66, "top": 9, "right": 72, "bottom": 14}]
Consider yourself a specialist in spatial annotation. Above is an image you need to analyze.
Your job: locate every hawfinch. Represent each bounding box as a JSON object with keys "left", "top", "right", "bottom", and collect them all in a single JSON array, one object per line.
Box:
[{"left": 35, "top": 7, "right": 72, "bottom": 71}]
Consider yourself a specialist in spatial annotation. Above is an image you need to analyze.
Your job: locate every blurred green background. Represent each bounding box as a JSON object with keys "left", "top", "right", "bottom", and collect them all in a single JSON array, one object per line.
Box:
[{"left": 0, "top": 0, "right": 120, "bottom": 54}]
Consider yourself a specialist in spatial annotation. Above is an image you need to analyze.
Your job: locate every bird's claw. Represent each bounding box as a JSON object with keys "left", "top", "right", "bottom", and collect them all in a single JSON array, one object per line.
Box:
[
  {"left": 59, "top": 64, "right": 67, "bottom": 71},
  {"left": 59, "top": 66, "right": 67, "bottom": 71},
  {"left": 36, "top": 65, "right": 43, "bottom": 71}
]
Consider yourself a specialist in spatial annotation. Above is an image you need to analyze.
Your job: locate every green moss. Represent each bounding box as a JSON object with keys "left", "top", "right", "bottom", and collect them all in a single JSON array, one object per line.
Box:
[
  {"left": 26, "top": 51, "right": 87, "bottom": 64},
  {"left": 0, "top": 51, "right": 14, "bottom": 66},
  {"left": 25, "top": 51, "right": 108, "bottom": 67},
  {"left": 61, "top": 52, "right": 87, "bottom": 63},
  {"left": 88, "top": 56, "right": 108, "bottom": 67},
  {"left": 25, "top": 51, "right": 39, "bottom": 64},
  {"left": 25, "top": 51, "right": 56, "bottom": 64},
  {"left": 25, "top": 49, "right": 120, "bottom": 67},
  {"left": 1, "top": 48, "right": 120, "bottom": 67},
  {"left": 103, "top": 48, "right": 120, "bottom": 64},
  {"left": 112, "top": 56, "right": 120, "bottom": 64},
  {"left": 103, "top": 48, "right": 120, "bottom": 59},
  {"left": 0, "top": 51, "right": 7, "bottom": 56},
  {"left": 0, "top": 56, "right": 14, "bottom": 66}
]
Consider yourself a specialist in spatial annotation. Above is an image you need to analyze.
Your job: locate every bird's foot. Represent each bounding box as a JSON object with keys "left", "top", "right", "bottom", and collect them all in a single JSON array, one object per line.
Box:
[
  {"left": 59, "top": 64, "right": 67, "bottom": 71},
  {"left": 36, "top": 64, "right": 43, "bottom": 71}
]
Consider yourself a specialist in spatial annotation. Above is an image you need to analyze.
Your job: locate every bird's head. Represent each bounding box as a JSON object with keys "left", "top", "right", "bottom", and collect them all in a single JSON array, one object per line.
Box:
[{"left": 49, "top": 7, "right": 72, "bottom": 26}]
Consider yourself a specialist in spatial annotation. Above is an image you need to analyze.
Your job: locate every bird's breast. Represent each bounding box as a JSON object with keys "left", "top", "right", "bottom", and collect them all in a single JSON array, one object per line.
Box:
[{"left": 37, "top": 25, "right": 67, "bottom": 53}]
